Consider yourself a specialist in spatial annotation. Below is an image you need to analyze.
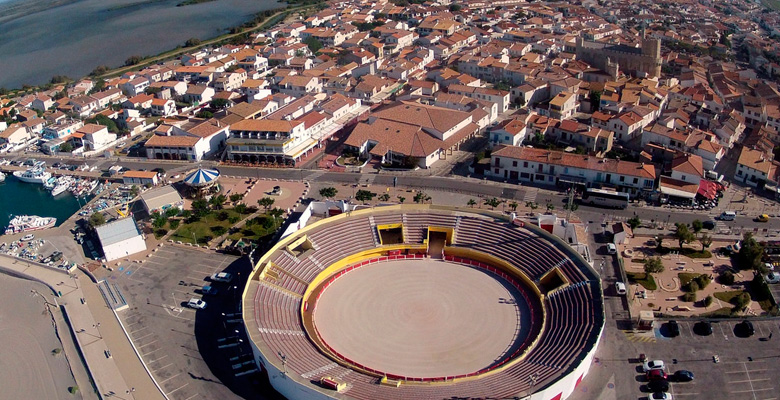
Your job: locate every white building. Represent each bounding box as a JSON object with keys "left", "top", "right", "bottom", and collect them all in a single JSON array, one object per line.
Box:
[{"left": 95, "top": 217, "right": 146, "bottom": 262}]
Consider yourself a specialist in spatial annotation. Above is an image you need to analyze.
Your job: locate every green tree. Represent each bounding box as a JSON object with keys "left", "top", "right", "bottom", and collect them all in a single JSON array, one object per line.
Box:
[
  {"left": 229, "top": 193, "right": 244, "bottom": 203},
  {"left": 257, "top": 197, "right": 275, "bottom": 210},
  {"left": 211, "top": 98, "right": 230, "bottom": 109},
  {"left": 319, "top": 187, "right": 338, "bottom": 199},
  {"left": 397, "top": 195, "right": 406, "bottom": 203},
  {"left": 90, "top": 65, "right": 110, "bottom": 76},
  {"left": 130, "top": 185, "right": 140, "bottom": 197},
  {"left": 509, "top": 201, "right": 519, "bottom": 211},
  {"left": 699, "top": 233, "right": 713, "bottom": 251},
  {"left": 704, "top": 295, "right": 713, "bottom": 307},
  {"left": 356, "top": 190, "right": 376, "bottom": 204},
  {"left": 185, "top": 37, "right": 202, "bottom": 47},
  {"left": 379, "top": 193, "right": 390, "bottom": 201},
  {"left": 165, "top": 207, "right": 180, "bottom": 218},
  {"left": 691, "top": 219, "right": 703, "bottom": 234},
  {"left": 673, "top": 223, "right": 696, "bottom": 250},
  {"left": 695, "top": 274, "right": 711, "bottom": 289},
  {"left": 196, "top": 110, "right": 213, "bottom": 119},
  {"left": 467, "top": 199, "right": 477, "bottom": 208},
  {"left": 169, "top": 219, "right": 180, "bottom": 229},
  {"left": 546, "top": 203, "right": 555, "bottom": 213},
  {"left": 268, "top": 207, "right": 285, "bottom": 222},
  {"left": 89, "top": 212, "right": 106, "bottom": 228},
  {"left": 627, "top": 216, "right": 641, "bottom": 230},
  {"left": 738, "top": 233, "right": 765, "bottom": 272},
  {"left": 152, "top": 215, "right": 168, "bottom": 229},
  {"left": 58, "top": 142, "right": 74, "bottom": 153},
  {"left": 449, "top": 3, "right": 461, "bottom": 11},
  {"left": 235, "top": 203, "right": 248, "bottom": 214},
  {"left": 484, "top": 197, "right": 501, "bottom": 209},
  {"left": 688, "top": 280, "right": 699, "bottom": 293},
  {"left": 210, "top": 225, "right": 227, "bottom": 236},
  {"left": 719, "top": 270, "right": 735, "bottom": 285},
  {"left": 125, "top": 55, "right": 143, "bottom": 66},
  {"left": 209, "top": 194, "right": 227, "bottom": 210},
  {"left": 526, "top": 201, "right": 539, "bottom": 210},
  {"left": 192, "top": 198, "right": 210, "bottom": 217},
  {"left": 303, "top": 37, "right": 323, "bottom": 53},
  {"left": 50, "top": 75, "right": 70, "bottom": 84},
  {"left": 733, "top": 292, "right": 751, "bottom": 312},
  {"left": 644, "top": 257, "right": 664, "bottom": 274},
  {"left": 589, "top": 90, "right": 602, "bottom": 111},
  {"left": 86, "top": 114, "right": 119, "bottom": 133}
]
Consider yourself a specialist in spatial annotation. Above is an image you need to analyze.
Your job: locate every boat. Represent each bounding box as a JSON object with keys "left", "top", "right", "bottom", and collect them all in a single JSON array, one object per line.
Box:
[
  {"left": 12, "top": 167, "right": 52, "bottom": 184},
  {"left": 0, "top": 172, "right": 5, "bottom": 183},
  {"left": 51, "top": 182, "right": 70, "bottom": 197},
  {"left": 4, "top": 215, "right": 57, "bottom": 235},
  {"left": 21, "top": 234, "right": 35, "bottom": 241}
]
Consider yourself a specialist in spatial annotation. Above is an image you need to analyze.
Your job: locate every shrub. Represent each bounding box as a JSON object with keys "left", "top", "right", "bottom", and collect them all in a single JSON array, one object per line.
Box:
[
  {"left": 228, "top": 216, "right": 240, "bottom": 224},
  {"left": 704, "top": 295, "right": 714, "bottom": 307},
  {"left": 210, "top": 226, "right": 227, "bottom": 236},
  {"left": 695, "top": 274, "right": 711, "bottom": 289},
  {"left": 733, "top": 292, "right": 751, "bottom": 311},
  {"left": 217, "top": 211, "right": 229, "bottom": 221},
  {"left": 681, "top": 292, "right": 697, "bottom": 302},
  {"left": 644, "top": 257, "right": 664, "bottom": 274},
  {"left": 719, "top": 270, "right": 735, "bottom": 285},
  {"left": 169, "top": 219, "right": 180, "bottom": 229},
  {"left": 688, "top": 281, "right": 700, "bottom": 293}
]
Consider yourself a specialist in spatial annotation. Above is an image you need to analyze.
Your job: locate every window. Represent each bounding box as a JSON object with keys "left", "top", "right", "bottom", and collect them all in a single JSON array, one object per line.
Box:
[
  {"left": 633, "top": 177, "right": 638, "bottom": 184},
  {"left": 512, "top": 161, "right": 518, "bottom": 167},
  {"left": 523, "top": 162, "right": 528, "bottom": 167},
  {"left": 619, "top": 176, "right": 625, "bottom": 182},
  {"left": 495, "top": 168, "right": 500, "bottom": 174},
  {"left": 644, "top": 179, "right": 653, "bottom": 188}
]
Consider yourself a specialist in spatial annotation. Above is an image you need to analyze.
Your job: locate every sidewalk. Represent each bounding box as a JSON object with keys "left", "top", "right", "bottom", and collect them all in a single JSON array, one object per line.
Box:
[{"left": 0, "top": 255, "right": 165, "bottom": 400}]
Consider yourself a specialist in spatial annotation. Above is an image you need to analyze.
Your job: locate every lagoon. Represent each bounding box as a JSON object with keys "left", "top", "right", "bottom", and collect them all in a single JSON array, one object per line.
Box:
[{"left": 0, "top": 0, "right": 279, "bottom": 88}]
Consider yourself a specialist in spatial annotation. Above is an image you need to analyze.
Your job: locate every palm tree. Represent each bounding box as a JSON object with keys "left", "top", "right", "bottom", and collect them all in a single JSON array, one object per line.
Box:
[
  {"left": 509, "top": 201, "right": 518, "bottom": 211},
  {"left": 467, "top": 199, "right": 477, "bottom": 208}
]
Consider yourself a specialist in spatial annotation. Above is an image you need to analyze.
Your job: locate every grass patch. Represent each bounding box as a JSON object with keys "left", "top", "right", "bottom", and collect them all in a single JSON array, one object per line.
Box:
[
  {"left": 171, "top": 209, "right": 243, "bottom": 245},
  {"left": 227, "top": 216, "right": 281, "bottom": 242},
  {"left": 714, "top": 290, "right": 743, "bottom": 304},
  {"left": 758, "top": 299, "right": 776, "bottom": 313},
  {"left": 627, "top": 272, "right": 657, "bottom": 290},
  {"left": 702, "top": 307, "right": 733, "bottom": 318}
]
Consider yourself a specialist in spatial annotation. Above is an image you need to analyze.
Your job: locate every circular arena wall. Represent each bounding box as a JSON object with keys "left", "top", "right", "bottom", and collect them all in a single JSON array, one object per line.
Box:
[{"left": 242, "top": 205, "right": 605, "bottom": 400}]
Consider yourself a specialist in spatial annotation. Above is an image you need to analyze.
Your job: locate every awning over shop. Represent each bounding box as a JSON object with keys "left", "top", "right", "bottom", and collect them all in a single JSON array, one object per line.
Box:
[{"left": 659, "top": 176, "right": 698, "bottom": 199}]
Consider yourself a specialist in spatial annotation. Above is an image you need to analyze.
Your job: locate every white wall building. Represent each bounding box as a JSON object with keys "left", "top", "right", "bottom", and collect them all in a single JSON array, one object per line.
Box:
[{"left": 95, "top": 217, "right": 146, "bottom": 262}]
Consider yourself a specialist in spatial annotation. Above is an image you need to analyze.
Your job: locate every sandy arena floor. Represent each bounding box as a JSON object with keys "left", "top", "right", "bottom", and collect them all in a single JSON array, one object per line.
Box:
[{"left": 313, "top": 259, "right": 533, "bottom": 378}]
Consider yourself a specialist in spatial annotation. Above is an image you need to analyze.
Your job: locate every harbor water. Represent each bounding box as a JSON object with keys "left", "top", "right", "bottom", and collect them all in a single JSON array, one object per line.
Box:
[{"left": 0, "top": 175, "right": 85, "bottom": 230}]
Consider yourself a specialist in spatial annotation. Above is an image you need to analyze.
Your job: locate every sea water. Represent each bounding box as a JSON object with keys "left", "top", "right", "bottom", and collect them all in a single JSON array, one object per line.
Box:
[{"left": 0, "top": 176, "right": 84, "bottom": 229}]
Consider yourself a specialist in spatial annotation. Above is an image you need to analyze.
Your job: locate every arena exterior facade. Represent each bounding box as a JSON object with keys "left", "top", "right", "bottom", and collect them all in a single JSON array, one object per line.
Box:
[{"left": 241, "top": 205, "right": 605, "bottom": 400}]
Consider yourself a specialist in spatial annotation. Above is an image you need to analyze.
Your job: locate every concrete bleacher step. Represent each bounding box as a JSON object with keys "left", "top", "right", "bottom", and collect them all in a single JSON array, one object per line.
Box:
[
  {"left": 260, "top": 280, "right": 303, "bottom": 299},
  {"left": 97, "top": 279, "right": 129, "bottom": 311}
]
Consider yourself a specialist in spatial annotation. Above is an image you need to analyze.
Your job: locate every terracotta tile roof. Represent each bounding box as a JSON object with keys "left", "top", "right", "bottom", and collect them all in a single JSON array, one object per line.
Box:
[
  {"left": 493, "top": 146, "right": 656, "bottom": 179},
  {"left": 77, "top": 124, "right": 106, "bottom": 134},
  {"left": 145, "top": 134, "right": 200, "bottom": 147},
  {"left": 187, "top": 119, "right": 225, "bottom": 138},
  {"left": 738, "top": 147, "right": 772, "bottom": 174},
  {"left": 371, "top": 101, "right": 471, "bottom": 134},
  {"left": 671, "top": 153, "right": 704, "bottom": 177}
]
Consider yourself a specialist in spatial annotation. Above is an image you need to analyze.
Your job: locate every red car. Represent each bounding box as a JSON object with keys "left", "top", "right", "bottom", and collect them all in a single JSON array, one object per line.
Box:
[{"left": 647, "top": 369, "right": 668, "bottom": 381}]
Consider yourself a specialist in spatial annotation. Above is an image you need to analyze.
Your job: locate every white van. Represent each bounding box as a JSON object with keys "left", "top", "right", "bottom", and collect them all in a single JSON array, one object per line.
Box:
[
  {"left": 615, "top": 282, "right": 627, "bottom": 295},
  {"left": 606, "top": 243, "right": 617, "bottom": 254},
  {"left": 718, "top": 211, "right": 736, "bottom": 221}
]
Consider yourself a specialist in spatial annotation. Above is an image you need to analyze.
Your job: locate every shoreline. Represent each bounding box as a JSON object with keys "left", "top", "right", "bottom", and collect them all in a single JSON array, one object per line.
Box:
[{"left": 0, "top": 0, "right": 302, "bottom": 90}]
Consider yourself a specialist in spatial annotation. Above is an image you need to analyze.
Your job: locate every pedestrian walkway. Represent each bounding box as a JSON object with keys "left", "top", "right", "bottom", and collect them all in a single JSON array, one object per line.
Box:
[{"left": 0, "top": 255, "right": 165, "bottom": 400}]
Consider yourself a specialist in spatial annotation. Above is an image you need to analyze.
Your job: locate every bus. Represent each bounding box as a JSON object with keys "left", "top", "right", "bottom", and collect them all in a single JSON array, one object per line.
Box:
[{"left": 580, "top": 188, "right": 629, "bottom": 209}]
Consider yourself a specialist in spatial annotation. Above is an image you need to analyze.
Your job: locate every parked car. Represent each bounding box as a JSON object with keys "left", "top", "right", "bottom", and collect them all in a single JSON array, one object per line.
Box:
[
  {"left": 672, "top": 370, "right": 694, "bottom": 382},
  {"left": 647, "top": 369, "right": 668, "bottom": 381},
  {"left": 210, "top": 272, "right": 234, "bottom": 283},
  {"left": 615, "top": 282, "right": 627, "bottom": 295},
  {"left": 647, "top": 393, "right": 672, "bottom": 400},
  {"left": 643, "top": 360, "right": 665, "bottom": 372},
  {"left": 702, "top": 220, "right": 716, "bottom": 230},
  {"left": 666, "top": 321, "right": 680, "bottom": 337},
  {"left": 201, "top": 285, "right": 218, "bottom": 295},
  {"left": 606, "top": 243, "right": 617, "bottom": 254},
  {"left": 187, "top": 298, "right": 207, "bottom": 309},
  {"left": 755, "top": 214, "right": 770, "bottom": 222},
  {"left": 647, "top": 380, "right": 670, "bottom": 393},
  {"left": 766, "top": 272, "right": 780, "bottom": 284}
]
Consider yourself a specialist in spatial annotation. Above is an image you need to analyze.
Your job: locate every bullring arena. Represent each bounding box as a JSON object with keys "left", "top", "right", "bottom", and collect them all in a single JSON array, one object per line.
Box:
[{"left": 241, "top": 205, "right": 605, "bottom": 400}]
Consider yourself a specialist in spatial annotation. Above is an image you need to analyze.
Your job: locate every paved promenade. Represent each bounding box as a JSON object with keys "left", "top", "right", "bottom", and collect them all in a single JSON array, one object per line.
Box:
[{"left": 0, "top": 255, "right": 165, "bottom": 400}]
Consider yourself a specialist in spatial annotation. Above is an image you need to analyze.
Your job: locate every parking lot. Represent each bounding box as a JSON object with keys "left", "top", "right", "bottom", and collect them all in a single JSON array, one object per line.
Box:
[
  {"left": 107, "top": 245, "right": 282, "bottom": 400},
  {"left": 570, "top": 315, "right": 780, "bottom": 400}
]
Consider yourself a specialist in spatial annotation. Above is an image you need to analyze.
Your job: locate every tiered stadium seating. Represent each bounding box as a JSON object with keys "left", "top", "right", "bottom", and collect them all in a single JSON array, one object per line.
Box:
[{"left": 248, "top": 210, "right": 602, "bottom": 400}]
